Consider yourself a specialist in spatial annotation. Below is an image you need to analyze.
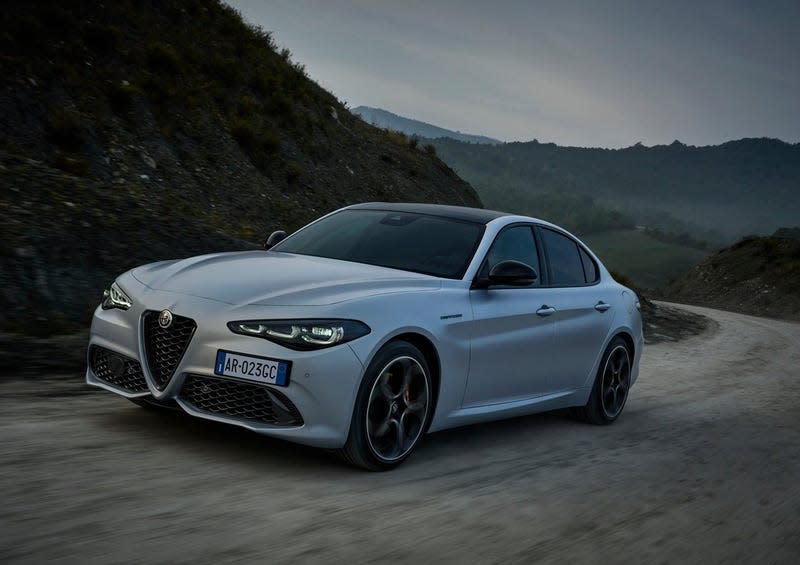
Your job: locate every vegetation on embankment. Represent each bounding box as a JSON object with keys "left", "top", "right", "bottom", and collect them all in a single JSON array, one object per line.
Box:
[
  {"left": 661, "top": 235, "right": 800, "bottom": 321},
  {"left": 0, "top": 0, "right": 481, "bottom": 337}
]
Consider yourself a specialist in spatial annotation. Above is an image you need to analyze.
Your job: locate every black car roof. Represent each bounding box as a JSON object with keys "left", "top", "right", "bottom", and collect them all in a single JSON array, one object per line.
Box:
[{"left": 347, "top": 202, "right": 509, "bottom": 224}]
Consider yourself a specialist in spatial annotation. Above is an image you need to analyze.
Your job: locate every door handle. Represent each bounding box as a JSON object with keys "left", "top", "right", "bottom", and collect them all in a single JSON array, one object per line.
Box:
[
  {"left": 536, "top": 305, "right": 556, "bottom": 317},
  {"left": 595, "top": 301, "right": 611, "bottom": 312}
]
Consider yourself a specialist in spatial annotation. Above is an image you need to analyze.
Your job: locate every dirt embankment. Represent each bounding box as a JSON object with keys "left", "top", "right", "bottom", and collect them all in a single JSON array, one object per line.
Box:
[
  {"left": 661, "top": 236, "right": 800, "bottom": 321},
  {"left": 0, "top": 0, "right": 480, "bottom": 340}
]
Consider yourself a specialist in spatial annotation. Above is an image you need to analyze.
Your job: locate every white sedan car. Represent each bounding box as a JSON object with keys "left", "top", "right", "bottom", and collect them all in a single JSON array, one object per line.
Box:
[{"left": 87, "top": 203, "right": 643, "bottom": 470}]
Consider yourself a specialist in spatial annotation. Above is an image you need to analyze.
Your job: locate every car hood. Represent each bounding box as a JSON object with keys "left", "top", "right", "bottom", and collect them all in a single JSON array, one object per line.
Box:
[{"left": 130, "top": 251, "right": 441, "bottom": 306}]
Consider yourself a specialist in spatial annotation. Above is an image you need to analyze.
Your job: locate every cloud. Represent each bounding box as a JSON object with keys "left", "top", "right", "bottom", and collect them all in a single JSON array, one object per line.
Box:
[{"left": 228, "top": 0, "right": 800, "bottom": 147}]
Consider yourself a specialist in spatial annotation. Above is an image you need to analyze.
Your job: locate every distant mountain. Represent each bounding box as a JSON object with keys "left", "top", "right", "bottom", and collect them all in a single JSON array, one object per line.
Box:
[
  {"left": 0, "top": 0, "right": 481, "bottom": 335},
  {"left": 428, "top": 137, "right": 800, "bottom": 242},
  {"left": 663, "top": 235, "right": 800, "bottom": 321},
  {"left": 352, "top": 106, "right": 502, "bottom": 145}
]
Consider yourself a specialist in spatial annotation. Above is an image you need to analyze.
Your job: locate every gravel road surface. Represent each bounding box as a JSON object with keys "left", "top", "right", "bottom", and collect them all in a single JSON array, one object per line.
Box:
[{"left": 1, "top": 303, "right": 799, "bottom": 564}]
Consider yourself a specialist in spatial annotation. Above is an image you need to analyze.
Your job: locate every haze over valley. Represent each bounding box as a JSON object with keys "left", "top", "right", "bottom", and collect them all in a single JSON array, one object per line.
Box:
[{"left": 349, "top": 106, "right": 799, "bottom": 287}]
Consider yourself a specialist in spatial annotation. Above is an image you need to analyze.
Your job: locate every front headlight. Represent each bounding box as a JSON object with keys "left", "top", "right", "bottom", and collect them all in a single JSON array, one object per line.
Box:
[
  {"left": 101, "top": 282, "right": 132, "bottom": 310},
  {"left": 227, "top": 319, "right": 371, "bottom": 350}
]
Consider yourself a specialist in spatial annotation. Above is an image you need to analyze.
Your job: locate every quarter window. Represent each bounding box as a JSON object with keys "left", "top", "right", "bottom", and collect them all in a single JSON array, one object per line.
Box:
[
  {"left": 541, "top": 228, "right": 586, "bottom": 286},
  {"left": 580, "top": 247, "right": 599, "bottom": 283}
]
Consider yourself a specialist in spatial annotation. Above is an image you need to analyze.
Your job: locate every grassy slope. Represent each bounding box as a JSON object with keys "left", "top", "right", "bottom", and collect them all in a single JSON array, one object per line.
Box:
[
  {"left": 0, "top": 0, "right": 481, "bottom": 334},
  {"left": 583, "top": 230, "right": 709, "bottom": 289}
]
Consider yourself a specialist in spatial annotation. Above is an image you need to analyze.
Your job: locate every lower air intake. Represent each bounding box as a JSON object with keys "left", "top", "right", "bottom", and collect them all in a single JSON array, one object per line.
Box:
[
  {"left": 179, "top": 375, "right": 303, "bottom": 427},
  {"left": 90, "top": 346, "right": 148, "bottom": 393}
]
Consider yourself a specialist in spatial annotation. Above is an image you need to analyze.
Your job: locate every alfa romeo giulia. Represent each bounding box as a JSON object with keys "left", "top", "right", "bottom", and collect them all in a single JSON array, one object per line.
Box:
[{"left": 87, "top": 202, "right": 643, "bottom": 470}]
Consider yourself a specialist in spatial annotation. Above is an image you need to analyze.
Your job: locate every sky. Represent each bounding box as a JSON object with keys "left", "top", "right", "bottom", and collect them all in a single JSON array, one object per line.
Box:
[{"left": 227, "top": 0, "right": 800, "bottom": 148}]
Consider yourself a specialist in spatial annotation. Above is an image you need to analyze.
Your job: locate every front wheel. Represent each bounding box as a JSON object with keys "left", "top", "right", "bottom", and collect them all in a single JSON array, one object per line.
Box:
[
  {"left": 339, "top": 341, "right": 433, "bottom": 471},
  {"left": 578, "top": 336, "right": 632, "bottom": 425}
]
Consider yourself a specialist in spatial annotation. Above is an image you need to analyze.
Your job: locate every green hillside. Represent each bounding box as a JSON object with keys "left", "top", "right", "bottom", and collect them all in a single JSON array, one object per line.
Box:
[
  {"left": 583, "top": 230, "right": 710, "bottom": 288},
  {"left": 429, "top": 136, "right": 800, "bottom": 242}
]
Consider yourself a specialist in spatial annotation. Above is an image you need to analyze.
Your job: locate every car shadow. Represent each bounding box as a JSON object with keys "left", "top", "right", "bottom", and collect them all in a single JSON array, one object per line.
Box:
[
  {"left": 98, "top": 400, "right": 587, "bottom": 476},
  {"left": 99, "top": 402, "right": 350, "bottom": 474}
]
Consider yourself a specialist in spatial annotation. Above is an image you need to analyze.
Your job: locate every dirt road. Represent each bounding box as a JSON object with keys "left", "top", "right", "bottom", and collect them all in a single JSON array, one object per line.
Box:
[{"left": 1, "top": 303, "right": 799, "bottom": 564}]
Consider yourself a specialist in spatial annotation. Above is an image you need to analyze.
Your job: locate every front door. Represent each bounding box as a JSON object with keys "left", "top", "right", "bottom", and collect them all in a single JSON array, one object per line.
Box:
[{"left": 464, "top": 225, "right": 555, "bottom": 406}]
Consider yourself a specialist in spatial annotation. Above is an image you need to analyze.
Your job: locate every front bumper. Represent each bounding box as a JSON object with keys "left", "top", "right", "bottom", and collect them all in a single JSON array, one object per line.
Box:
[{"left": 86, "top": 291, "right": 365, "bottom": 448}]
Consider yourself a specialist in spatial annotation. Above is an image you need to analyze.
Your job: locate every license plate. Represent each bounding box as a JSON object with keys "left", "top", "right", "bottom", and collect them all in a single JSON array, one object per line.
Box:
[{"left": 214, "top": 350, "right": 291, "bottom": 386}]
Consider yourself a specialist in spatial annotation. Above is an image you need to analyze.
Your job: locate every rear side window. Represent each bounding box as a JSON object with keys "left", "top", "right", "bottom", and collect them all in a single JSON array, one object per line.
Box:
[
  {"left": 580, "top": 247, "right": 599, "bottom": 283},
  {"left": 541, "top": 228, "right": 586, "bottom": 286}
]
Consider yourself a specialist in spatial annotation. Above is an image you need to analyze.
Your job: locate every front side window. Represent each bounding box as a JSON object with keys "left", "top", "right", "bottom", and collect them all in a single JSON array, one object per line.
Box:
[
  {"left": 480, "top": 225, "right": 541, "bottom": 284},
  {"left": 540, "top": 228, "right": 586, "bottom": 286},
  {"left": 271, "top": 209, "right": 485, "bottom": 279}
]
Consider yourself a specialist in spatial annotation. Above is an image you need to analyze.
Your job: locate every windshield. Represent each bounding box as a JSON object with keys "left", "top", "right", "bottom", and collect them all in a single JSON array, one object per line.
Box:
[{"left": 271, "top": 209, "right": 485, "bottom": 279}]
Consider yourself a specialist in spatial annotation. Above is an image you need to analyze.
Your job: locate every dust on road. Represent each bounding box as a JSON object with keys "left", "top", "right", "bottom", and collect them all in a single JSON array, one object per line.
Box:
[{"left": 1, "top": 303, "right": 799, "bottom": 564}]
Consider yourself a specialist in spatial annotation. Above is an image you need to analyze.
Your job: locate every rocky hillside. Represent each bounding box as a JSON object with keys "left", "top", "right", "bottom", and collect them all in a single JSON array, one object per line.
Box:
[
  {"left": 662, "top": 236, "right": 800, "bottom": 321},
  {"left": 0, "top": 0, "right": 481, "bottom": 336}
]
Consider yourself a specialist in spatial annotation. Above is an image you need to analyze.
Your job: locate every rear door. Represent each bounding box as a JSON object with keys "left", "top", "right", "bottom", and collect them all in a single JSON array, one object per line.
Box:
[{"left": 537, "top": 227, "right": 614, "bottom": 392}]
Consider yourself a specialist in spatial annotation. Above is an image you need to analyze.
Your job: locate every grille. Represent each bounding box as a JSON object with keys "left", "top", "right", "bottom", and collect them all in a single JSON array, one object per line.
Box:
[
  {"left": 143, "top": 310, "right": 196, "bottom": 390},
  {"left": 89, "top": 346, "right": 148, "bottom": 393},
  {"left": 179, "top": 375, "right": 303, "bottom": 426}
]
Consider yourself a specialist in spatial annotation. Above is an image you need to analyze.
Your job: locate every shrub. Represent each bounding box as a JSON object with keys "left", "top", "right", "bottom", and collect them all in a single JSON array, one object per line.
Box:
[
  {"left": 237, "top": 95, "right": 259, "bottom": 117},
  {"left": 107, "top": 82, "right": 140, "bottom": 113},
  {"left": 778, "top": 259, "right": 800, "bottom": 276},
  {"left": 386, "top": 130, "right": 407, "bottom": 146},
  {"left": 286, "top": 162, "right": 303, "bottom": 185},
  {"left": 761, "top": 237, "right": 784, "bottom": 261},
  {"left": 268, "top": 93, "right": 292, "bottom": 116},
  {"left": 46, "top": 109, "right": 82, "bottom": 149},
  {"left": 11, "top": 13, "right": 44, "bottom": 49},
  {"left": 83, "top": 24, "right": 121, "bottom": 54},
  {"left": 230, "top": 117, "right": 256, "bottom": 150},
  {"left": 250, "top": 72, "right": 272, "bottom": 96},
  {"left": 260, "top": 126, "right": 282, "bottom": 154},
  {"left": 142, "top": 75, "right": 174, "bottom": 106},
  {"left": 53, "top": 154, "right": 88, "bottom": 176},
  {"left": 408, "top": 136, "right": 419, "bottom": 149},
  {"left": 206, "top": 53, "right": 240, "bottom": 84},
  {"left": 146, "top": 42, "right": 181, "bottom": 73},
  {"left": 40, "top": 6, "right": 75, "bottom": 37},
  {"left": 423, "top": 143, "right": 437, "bottom": 156}
]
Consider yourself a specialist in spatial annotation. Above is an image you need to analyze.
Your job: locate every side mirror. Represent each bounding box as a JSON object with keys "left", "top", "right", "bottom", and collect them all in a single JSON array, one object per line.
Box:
[
  {"left": 487, "top": 260, "right": 538, "bottom": 286},
  {"left": 264, "top": 230, "right": 288, "bottom": 249}
]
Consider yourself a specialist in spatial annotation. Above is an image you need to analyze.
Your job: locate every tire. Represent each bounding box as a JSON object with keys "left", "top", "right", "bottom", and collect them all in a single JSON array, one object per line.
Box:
[
  {"left": 339, "top": 340, "right": 433, "bottom": 471},
  {"left": 578, "top": 336, "right": 632, "bottom": 425}
]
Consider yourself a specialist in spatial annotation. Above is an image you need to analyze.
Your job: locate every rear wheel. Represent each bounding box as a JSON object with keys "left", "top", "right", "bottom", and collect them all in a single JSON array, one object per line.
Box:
[
  {"left": 339, "top": 341, "right": 432, "bottom": 471},
  {"left": 578, "top": 336, "right": 631, "bottom": 425}
]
